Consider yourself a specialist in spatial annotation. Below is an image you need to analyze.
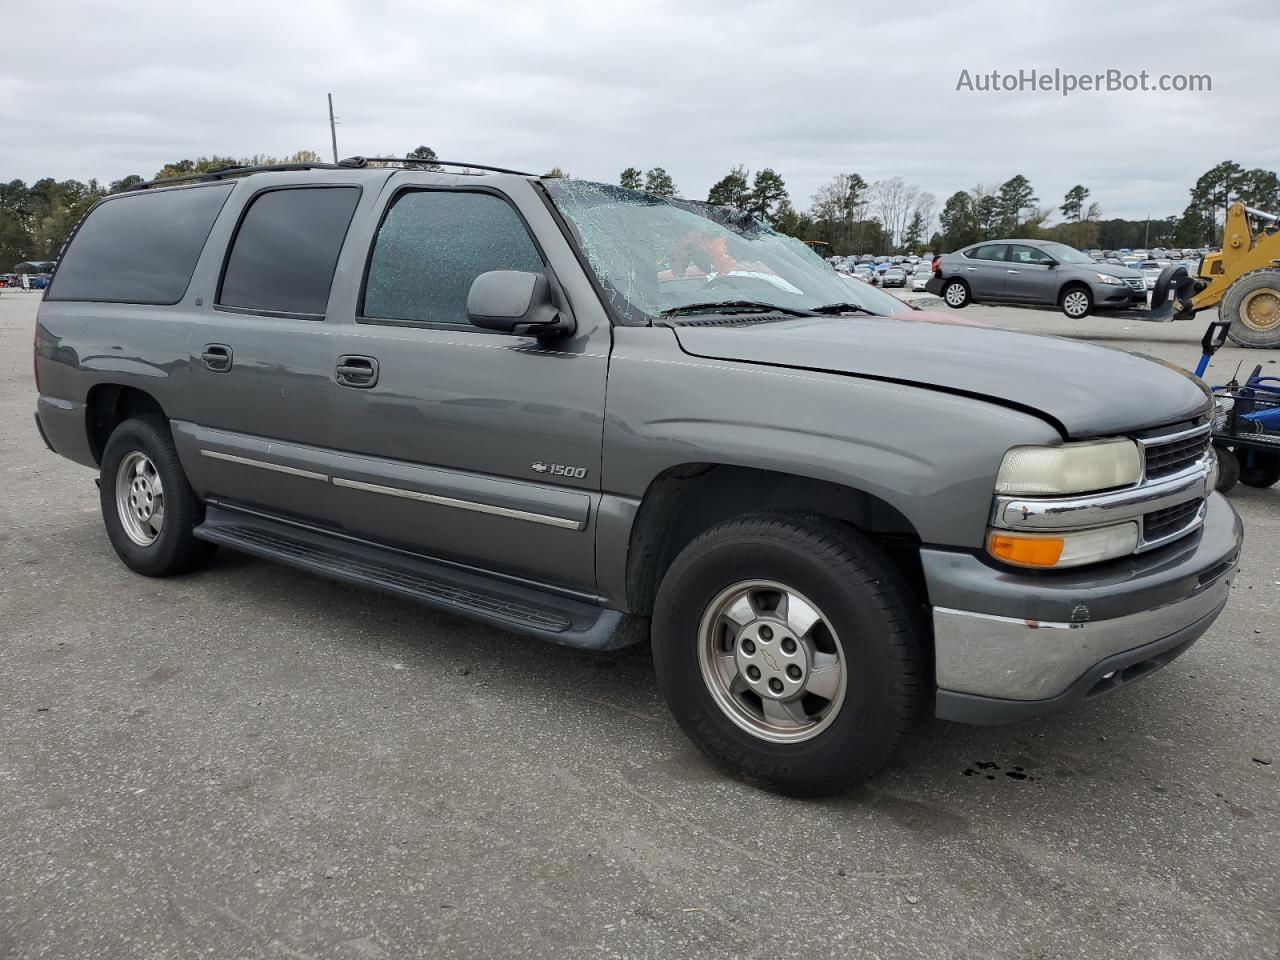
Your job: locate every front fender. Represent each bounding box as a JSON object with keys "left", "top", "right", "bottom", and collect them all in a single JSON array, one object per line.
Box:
[{"left": 603, "top": 327, "right": 1062, "bottom": 548}]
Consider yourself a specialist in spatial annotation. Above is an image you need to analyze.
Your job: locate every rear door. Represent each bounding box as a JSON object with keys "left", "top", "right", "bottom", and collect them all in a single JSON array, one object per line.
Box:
[
  {"left": 1003, "top": 243, "right": 1057, "bottom": 303},
  {"left": 322, "top": 176, "right": 611, "bottom": 594},
  {"left": 175, "top": 178, "right": 370, "bottom": 523},
  {"left": 958, "top": 243, "right": 1010, "bottom": 299}
]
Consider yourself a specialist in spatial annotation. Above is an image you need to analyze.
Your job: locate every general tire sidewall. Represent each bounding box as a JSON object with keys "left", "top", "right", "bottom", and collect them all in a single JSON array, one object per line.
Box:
[
  {"left": 1223, "top": 270, "right": 1280, "bottom": 349},
  {"left": 653, "top": 531, "right": 910, "bottom": 794},
  {"left": 99, "top": 418, "right": 201, "bottom": 576}
]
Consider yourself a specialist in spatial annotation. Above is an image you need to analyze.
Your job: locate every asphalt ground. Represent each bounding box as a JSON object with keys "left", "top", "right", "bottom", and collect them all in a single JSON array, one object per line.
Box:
[{"left": 1, "top": 289, "right": 1276, "bottom": 959}]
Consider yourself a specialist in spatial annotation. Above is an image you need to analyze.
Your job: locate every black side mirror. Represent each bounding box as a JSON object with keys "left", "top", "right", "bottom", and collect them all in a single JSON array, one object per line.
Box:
[{"left": 466, "top": 270, "right": 574, "bottom": 339}]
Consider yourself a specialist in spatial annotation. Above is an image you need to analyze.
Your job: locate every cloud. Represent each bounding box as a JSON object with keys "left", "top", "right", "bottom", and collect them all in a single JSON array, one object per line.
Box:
[{"left": 1, "top": 0, "right": 1276, "bottom": 220}]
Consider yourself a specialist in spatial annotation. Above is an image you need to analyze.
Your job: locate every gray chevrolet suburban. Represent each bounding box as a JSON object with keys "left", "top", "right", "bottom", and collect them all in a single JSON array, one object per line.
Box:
[{"left": 34, "top": 159, "right": 1242, "bottom": 795}]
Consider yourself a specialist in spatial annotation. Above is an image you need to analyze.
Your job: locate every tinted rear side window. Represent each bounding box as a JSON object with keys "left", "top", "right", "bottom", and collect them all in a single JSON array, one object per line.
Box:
[
  {"left": 47, "top": 184, "right": 232, "bottom": 304},
  {"left": 362, "top": 191, "right": 543, "bottom": 325},
  {"left": 219, "top": 186, "right": 360, "bottom": 317}
]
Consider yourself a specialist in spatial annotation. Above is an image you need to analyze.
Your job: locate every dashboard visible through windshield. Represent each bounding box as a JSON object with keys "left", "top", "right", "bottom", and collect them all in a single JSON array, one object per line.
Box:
[{"left": 545, "top": 180, "right": 908, "bottom": 323}]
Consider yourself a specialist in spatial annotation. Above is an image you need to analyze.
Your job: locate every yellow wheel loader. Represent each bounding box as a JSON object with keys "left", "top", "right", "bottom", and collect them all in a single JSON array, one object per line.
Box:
[{"left": 1151, "top": 201, "right": 1280, "bottom": 348}]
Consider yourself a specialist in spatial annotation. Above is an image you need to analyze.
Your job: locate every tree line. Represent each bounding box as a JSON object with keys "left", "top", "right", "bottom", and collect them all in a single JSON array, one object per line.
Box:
[
  {"left": 599, "top": 159, "right": 1278, "bottom": 257},
  {"left": 4, "top": 145, "right": 1276, "bottom": 271}
]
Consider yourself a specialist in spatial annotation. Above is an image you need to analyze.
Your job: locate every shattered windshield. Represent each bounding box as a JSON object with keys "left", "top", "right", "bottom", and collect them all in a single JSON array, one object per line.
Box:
[{"left": 544, "top": 180, "right": 909, "bottom": 322}]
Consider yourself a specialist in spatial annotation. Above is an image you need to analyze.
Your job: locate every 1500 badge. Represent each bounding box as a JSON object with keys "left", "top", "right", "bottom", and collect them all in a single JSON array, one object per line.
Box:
[{"left": 531, "top": 461, "right": 588, "bottom": 479}]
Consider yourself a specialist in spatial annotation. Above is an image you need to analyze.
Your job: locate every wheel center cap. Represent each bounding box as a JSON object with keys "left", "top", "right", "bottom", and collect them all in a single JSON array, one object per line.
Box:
[{"left": 734, "top": 619, "right": 809, "bottom": 700}]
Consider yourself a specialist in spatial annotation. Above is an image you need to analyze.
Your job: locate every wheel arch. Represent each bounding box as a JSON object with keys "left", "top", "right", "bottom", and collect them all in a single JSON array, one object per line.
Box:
[
  {"left": 623, "top": 462, "right": 926, "bottom": 618},
  {"left": 86, "top": 384, "right": 168, "bottom": 465}
]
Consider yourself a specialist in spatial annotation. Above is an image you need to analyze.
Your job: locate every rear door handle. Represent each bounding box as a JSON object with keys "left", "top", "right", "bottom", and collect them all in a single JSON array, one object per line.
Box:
[
  {"left": 1007, "top": 269, "right": 1020, "bottom": 274},
  {"left": 201, "top": 343, "right": 233, "bottom": 372},
  {"left": 336, "top": 355, "right": 379, "bottom": 388}
]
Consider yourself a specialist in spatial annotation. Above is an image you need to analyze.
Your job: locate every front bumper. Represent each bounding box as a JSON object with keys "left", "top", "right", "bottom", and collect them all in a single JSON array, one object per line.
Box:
[{"left": 927, "top": 493, "right": 1241, "bottom": 724}]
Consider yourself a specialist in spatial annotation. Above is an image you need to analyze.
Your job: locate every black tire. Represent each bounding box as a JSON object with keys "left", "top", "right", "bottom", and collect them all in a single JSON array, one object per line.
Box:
[
  {"left": 651, "top": 513, "right": 924, "bottom": 797},
  {"left": 941, "top": 278, "right": 970, "bottom": 309},
  {"left": 1238, "top": 450, "right": 1280, "bottom": 488},
  {"left": 1213, "top": 444, "right": 1239, "bottom": 493},
  {"left": 99, "top": 415, "right": 215, "bottom": 577},
  {"left": 1059, "top": 284, "right": 1093, "bottom": 319},
  {"left": 1222, "top": 268, "right": 1280, "bottom": 349}
]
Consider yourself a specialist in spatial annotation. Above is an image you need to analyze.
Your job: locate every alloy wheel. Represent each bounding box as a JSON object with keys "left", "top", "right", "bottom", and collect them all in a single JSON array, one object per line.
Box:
[{"left": 696, "top": 580, "right": 847, "bottom": 743}]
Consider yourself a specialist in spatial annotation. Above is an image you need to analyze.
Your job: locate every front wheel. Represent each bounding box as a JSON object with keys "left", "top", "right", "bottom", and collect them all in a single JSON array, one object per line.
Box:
[
  {"left": 651, "top": 514, "right": 924, "bottom": 796},
  {"left": 942, "top": 278, "right": 970, "bottom": 308},
  {"left": 100, "top": 415, "right": 215, "bottom": 576},
  {"left": 1060, "top": 285, "right": 1093, "bottom": 319},
  {"left": 1223, "top": 268, "right": 1280, "bottom": 348}
]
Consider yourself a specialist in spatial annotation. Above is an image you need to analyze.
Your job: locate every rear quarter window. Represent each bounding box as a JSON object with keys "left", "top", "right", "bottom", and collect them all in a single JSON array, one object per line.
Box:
[{"left": 46, "top": 184, "right": 233, "bottom": 304}]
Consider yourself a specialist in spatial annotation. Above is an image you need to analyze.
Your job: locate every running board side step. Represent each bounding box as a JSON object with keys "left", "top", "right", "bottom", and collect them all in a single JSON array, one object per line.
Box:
[{"left": 193, "top": 506, "right": 640, "bottom": 651}]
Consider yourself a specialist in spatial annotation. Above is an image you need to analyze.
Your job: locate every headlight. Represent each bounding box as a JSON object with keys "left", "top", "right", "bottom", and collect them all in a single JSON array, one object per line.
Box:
[
  {"left": 995, "top": 439, "right": 1141, "bottom": 496},
  {"left": 1095, "top": 273, "right": 1122, "bottom": 285},
  {"left": 988, "top": 522, "right": 1139, "bottom": 569}
]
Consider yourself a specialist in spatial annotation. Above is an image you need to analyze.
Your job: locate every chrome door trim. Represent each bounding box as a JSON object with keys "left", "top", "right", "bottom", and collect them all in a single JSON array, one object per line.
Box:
[
  {"left": 200, "top": 449, "right": 329, "bottom": 481},
  {"left": 331, "top": 476, "right": 584, "bottom": 530}
]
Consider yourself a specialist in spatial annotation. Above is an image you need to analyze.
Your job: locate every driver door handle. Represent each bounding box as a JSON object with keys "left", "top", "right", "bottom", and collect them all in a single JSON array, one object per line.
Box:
[{"left": 336, "top": 355, "right": 379, "bottom": 388}]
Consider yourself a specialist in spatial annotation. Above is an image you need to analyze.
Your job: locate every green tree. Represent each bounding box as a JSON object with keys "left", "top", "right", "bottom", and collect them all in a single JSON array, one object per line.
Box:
[
  {"left": 901, "top": 210, "right": 926, "bottom": 252},
  {"left": 1060, "top": 185, "right": 1089, "bottom": 222},
  {"left": 1189, "top": 161, "right": 1245, "bottom": 232},
  {"left": 543, "top": 166, "right": 570, "bottom": 178},
  {"left": 996, "top": 174, "right": 1037, "bottom": 233},
  {"left": 406, "top": 145, "right": 442, "bottom": 171},
  {"left": 619, "top": 167, "right": 643, "bottom": 190},
  {"left": 938, "top": 191, "right": 977, "bottom": 250},
  {"left": 975, "top": 194, "right": 1001, "bottom": 239},
  {"left": 770, "top": 199, "right": 810, "bottom": 239},
  {"left": 706, "top": 165, "right": 750, "bottom": 208},
  {"left": 644, "top": 167, "right": 677, "bottom": 197},
  {"left": 748, "top": 168, "right": 788, "bottom": 224},
  {"left": 1237, "top": 168, "right": 1280, "bottom": 212},
  {"left": 810, "top": 173, "right": 868, "bottom": 253},
  {"left": 108, "top": 174, "right": 145, "bottom": 193}
]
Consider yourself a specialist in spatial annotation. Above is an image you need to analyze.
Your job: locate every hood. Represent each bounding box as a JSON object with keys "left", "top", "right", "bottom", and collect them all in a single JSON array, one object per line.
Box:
[
  {"left": 670, "top": 314, "right": 1210, "bottom": 437},
  {"left": 1093, "top": 263, "right": 1143, "bottom": 279}
]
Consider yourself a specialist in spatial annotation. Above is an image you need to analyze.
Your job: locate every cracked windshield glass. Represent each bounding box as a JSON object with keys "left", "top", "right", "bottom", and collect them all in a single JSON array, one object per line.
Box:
[{"left": 546, "top": 180, "right": 908, "bottom": 321}]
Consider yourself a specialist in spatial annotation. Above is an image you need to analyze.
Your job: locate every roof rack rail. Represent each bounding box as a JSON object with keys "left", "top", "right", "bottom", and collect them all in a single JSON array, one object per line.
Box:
[
  {"left": 126, "top": 156, "right": 534, "bottom": 192},
  {"left": 341, "top": 157, "right": 535, "bottom": 177},
  {"left": 127, "top": 159, "right": 361, "bottom": 191}
]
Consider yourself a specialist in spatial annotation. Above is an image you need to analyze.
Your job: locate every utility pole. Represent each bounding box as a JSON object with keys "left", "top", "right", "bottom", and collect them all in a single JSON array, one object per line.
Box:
[
  {"left": 1144, "top": 214, "right": 1150, "bottom": 248},
  {"left": 328, "top": 93, "right": 339, "bottom": 164}
]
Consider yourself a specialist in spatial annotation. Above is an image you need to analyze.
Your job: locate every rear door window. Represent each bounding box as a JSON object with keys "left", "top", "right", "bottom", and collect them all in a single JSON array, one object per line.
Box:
[
  {"left": 361, "top": 191, "right": 544, "bottom": 326},
  {"left": 967, "top": 244, "right": 1009, "bottom": 262},
  {"left": 46, "top": 184, "right": 233, "bottom": 304},
  {"left": 218, "top": 186, "right": 361, "bottom": 317}
]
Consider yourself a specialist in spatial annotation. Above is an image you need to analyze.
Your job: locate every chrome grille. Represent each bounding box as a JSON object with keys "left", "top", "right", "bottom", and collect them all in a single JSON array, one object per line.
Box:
[
  {"left": 1142, "top": 500, "right": 1202, "bottom": 546},
  {"left": 1143, "top": 428, "right": 1211, "bottom": 480},
  {"left": 1123, "top": 277, "right": 1145, "bottom": 291}
]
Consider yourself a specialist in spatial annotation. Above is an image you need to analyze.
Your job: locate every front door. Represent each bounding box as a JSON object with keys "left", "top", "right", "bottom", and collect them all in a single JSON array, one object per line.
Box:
[
  {"left": 1003, "top": 243, "right": 1057, "bottom": 303},
  {"left": 323, "top": 179, "right": 610, "bottom": 594}
]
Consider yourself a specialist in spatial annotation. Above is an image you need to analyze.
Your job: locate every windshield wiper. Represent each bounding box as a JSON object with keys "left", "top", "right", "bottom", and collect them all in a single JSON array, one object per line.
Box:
[
  {"left": 660, "top": 300, "right": 817, "bottom": 318},
  {"left": 811, "top": 302, "right": 882, "bottom": 316}
]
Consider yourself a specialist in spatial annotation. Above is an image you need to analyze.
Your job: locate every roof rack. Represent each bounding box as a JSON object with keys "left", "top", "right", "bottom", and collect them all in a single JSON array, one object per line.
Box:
[
  {"left": 128, "top": 160, "right": 358, "bottom": 191},
  {"left": 342, "top": 157, "right": 535, "bottom": 176},
  {"left": 127, "top": 156, "right": 535, "bottom": 192}
]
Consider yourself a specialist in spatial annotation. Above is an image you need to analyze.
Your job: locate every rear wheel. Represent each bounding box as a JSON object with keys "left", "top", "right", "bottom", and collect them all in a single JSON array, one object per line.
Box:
[
  {"left": 942, "top": 278, "right": 970, "bottom": 308},
  {"left": 651, "top": 513, "right": 924, "bottom": 796},
  {"left": 1238, "top": 450, "right": 1280, "bottom": 488},
  {"left": 100, "top": 416, "right": 215, "bottom": 576},
  {"left": 1223, "top": 268, "right": 1280, "bottom": 348},
  {"left": 1060, "top": 285, "right": 1093, "bottom": 319}
]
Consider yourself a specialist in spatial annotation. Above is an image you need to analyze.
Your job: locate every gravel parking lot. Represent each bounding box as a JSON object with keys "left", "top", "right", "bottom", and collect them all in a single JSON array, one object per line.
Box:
[{"left": 2, "top": 290, "right": 1277, "bottom": 959}]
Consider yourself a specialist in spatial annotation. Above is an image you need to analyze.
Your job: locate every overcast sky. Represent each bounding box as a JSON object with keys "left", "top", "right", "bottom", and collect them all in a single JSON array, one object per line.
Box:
[{"left": 2, "top": 0, "right": 1276, "bottom": 222}]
